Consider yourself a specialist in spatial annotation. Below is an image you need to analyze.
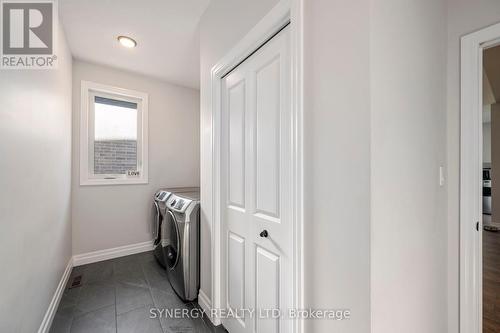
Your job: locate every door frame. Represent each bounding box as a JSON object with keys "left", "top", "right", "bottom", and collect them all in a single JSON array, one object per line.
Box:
[
  {"left": 208, "top": 1, "right": 304, "bottom": 332},
  {"left": 460, "top": 21, "right": 500, "bottom": 333}
]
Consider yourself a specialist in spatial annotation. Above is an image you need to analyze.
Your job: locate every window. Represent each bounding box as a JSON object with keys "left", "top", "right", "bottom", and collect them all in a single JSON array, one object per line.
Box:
[{"left": 80, "top": 81, "right": 148, "bottom": 185}]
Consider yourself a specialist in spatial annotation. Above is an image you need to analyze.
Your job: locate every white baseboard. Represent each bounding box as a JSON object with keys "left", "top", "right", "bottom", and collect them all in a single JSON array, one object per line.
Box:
[
  {"left": 37, "top": 257, "right": 73, "bottom": 333},
  {"left": 73, "top": 240, "right": 154, "bottom": 266},
  {"left": 38, "top": 241, "right": 154, "bottom": 332},
  {"left": 198, "top": 289, "right": 221, "bottom": 326}
]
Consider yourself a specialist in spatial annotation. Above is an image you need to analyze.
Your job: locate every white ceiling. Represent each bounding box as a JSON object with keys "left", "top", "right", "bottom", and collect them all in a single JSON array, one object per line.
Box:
[{"left": 59, "top": 0, "right": 210, "bottom": 89}]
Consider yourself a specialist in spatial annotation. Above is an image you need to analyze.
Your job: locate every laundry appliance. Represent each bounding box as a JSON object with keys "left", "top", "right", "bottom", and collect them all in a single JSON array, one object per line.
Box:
[{"left": 163, "top": 189, "right": 200, "bottom": 301}]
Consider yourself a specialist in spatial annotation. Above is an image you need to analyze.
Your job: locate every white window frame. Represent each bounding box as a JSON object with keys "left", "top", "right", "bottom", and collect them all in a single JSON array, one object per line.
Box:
[{"left": 80, "top": 80, "right": 149, "bottom": 186}]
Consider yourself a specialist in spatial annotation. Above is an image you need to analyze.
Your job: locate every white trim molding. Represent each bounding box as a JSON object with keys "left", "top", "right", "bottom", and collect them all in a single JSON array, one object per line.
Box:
[
  {"left": 73, "top": 240, "right": 154, "bottom": 266},
  {"left": 37, "top": 258, "right": 73, "bottom": 333},
  {"left": 79, "top": 80, "right": 149, "bottom": 186},
  {"left": 39, "top": 241, "right": 156, "bottom": 332},
  {"left": 460, "top": 21, "right": 500, "bottom": 333},
  {"left": 290, "top": 2, "right": 305, "bottom": 332},
  {"left": 206, "top": 0, "right": 304, "bottom": 331},
  {"left": 198, "top": 289, "right": 213, "bottom": 322}
]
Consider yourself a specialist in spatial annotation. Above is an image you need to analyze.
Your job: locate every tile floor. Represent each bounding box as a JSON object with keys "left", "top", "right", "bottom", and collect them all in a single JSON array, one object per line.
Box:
[{"left": 49, "top": 251, "right": 225, "bottom": 333}]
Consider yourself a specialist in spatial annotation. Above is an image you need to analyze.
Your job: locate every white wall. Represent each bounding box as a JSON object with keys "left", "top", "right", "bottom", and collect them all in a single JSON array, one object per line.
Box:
[
  {"left": 0, "top": 26, "right": 73, "bottom": 332},
  {"left": 447, "top": 2, "right": 500, "bottom": 332},
  {"left": 484, "top": 105, "right": 492, "bottom": 164},
  {"left": 72, "top": 60, "right": 200, "bottom": 255},
  {"left": 199, "top": 0, "right": 280, "bottom": 303},
  {"left": 371, "top": 0, "right": 448, "bottom": 332},
  {"left": 200, "top": 1, "right": 372, "bottom": 331},
  {"left": 198, "top": 2, "right": 461, "bottom": 333},
  {"left": 303, "top": 0, "right": 371, "bottom": 332},
  {"left": 484, "top": 122, "right": 491, "bottom": 164}
]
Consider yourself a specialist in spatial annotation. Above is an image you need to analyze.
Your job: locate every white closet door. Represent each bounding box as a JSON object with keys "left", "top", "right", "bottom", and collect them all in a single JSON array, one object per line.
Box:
[{"left": 221, "top": 26, "right": 291, "bottom": 333}]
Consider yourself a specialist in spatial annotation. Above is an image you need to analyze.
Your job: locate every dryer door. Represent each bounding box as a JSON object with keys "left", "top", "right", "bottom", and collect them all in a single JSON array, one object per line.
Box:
[{"left": 165, "top": 210, "right": 181, "bottom": 269}]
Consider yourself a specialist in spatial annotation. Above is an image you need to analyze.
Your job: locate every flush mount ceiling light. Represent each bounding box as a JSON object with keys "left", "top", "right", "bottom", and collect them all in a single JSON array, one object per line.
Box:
[{"left": 117, "top": 36, "right": 137, "bottom": 48}]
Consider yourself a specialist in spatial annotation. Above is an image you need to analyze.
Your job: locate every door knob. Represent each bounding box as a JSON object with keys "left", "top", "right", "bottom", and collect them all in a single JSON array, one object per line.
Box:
[{"left": 259, "top": 230, "right": 268, "bottom": 238}]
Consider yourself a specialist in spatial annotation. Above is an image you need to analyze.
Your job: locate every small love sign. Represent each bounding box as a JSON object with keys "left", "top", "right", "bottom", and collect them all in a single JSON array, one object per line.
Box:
[{"left": 127, "top": 170, "right": 140, "bottom": 177}]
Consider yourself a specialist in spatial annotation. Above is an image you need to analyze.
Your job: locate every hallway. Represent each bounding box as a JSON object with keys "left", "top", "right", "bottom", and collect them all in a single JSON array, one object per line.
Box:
[{"left": 484, "top": 230, "right": 500, "bottom": 333}]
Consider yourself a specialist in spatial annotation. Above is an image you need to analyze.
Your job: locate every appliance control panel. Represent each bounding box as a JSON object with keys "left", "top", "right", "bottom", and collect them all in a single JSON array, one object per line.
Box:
[
  {"left": 167, "top": 195, "right": 192, "bottom": 213},
  {"left": 155, "top": 191, "right": 171, "bottom": 202}
]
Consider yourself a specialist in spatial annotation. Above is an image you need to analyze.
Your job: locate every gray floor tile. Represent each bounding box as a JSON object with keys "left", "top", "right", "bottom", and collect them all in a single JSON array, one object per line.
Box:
[
  {"left": 76, "top": 281, "right": 115, "bottom": 314},
  {"left": 70, "top": 305, "right": 116, "bottom": 333},
  {"left": 150, "top": 286, "right": 179, "bottom": 309},
  {"left": 192, "top": 317, "right": 212, "bottom": 333},
  {"left": 70, "top": 265, "right": 86, "bottom": 279},
  {"left": 150, "top": 288, "right": 207, "bottom": 333},
  {"left": 142, "top": 261, "right": 172, "bottom": 291},
  {"left": 62, "top": 285, "right": 81, "bottom": 302},
  {"left": 50, "top": 252, "right": 225, "bottom": 333},
  {"left": 115, "top": 272, "right": 149, "bottom": 288},
  {"left": 213, "top": 324, "right": 228, "bottom": 333},
  {"left": 116, "top": 281, "right": 153, "bottom": 315},
  {"left": 162, "top": 317, "right": 208, "bottom": 333},
  {"left": 136, "top": 251, "right": 156, "bottom": 264},
  {"left": 142, "top": 259, "right": 167, "bottom": 278},
  {"left": 56, "top": 304, "right": 81, "bottom": 321},
  {"left": 82, "top": 261, "right": 114, "bottom": 285},
  {"left": 114, "top": 255, "right": 144, "bottom": 278},
  {"left": 191, "top": 302, "right": 226, "bottom": 333},
  {"left": 52, "top": 284, "right": 84, "bottom": 330},
  {"left": 57, "top": 293, "right": 80, "bottom": 319},
  {"left": 117, "top": 306, "right": 163, "bottom": 333},
  {"left": 49, "top": 313, "right": 72, "bottom": 333}
]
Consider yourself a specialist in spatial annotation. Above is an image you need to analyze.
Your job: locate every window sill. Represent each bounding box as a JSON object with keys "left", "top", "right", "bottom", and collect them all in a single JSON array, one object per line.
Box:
[{"left": 80, "top": 178, "right": 149, "bottom": 186}]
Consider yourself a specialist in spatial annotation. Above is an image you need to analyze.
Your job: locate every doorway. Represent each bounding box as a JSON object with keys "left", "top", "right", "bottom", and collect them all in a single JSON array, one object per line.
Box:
[
  {"left": 482, "top": 45, "right": 500, "bottom": 332},
  {"left": 461, "top": 22, "right": 500, "bottom": 333},
  {"left": 206, "top": 2, "right": 304, "bottom": 333},
  {"left": 220, "top": 25, "right": 292, "bottom": 333}
]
